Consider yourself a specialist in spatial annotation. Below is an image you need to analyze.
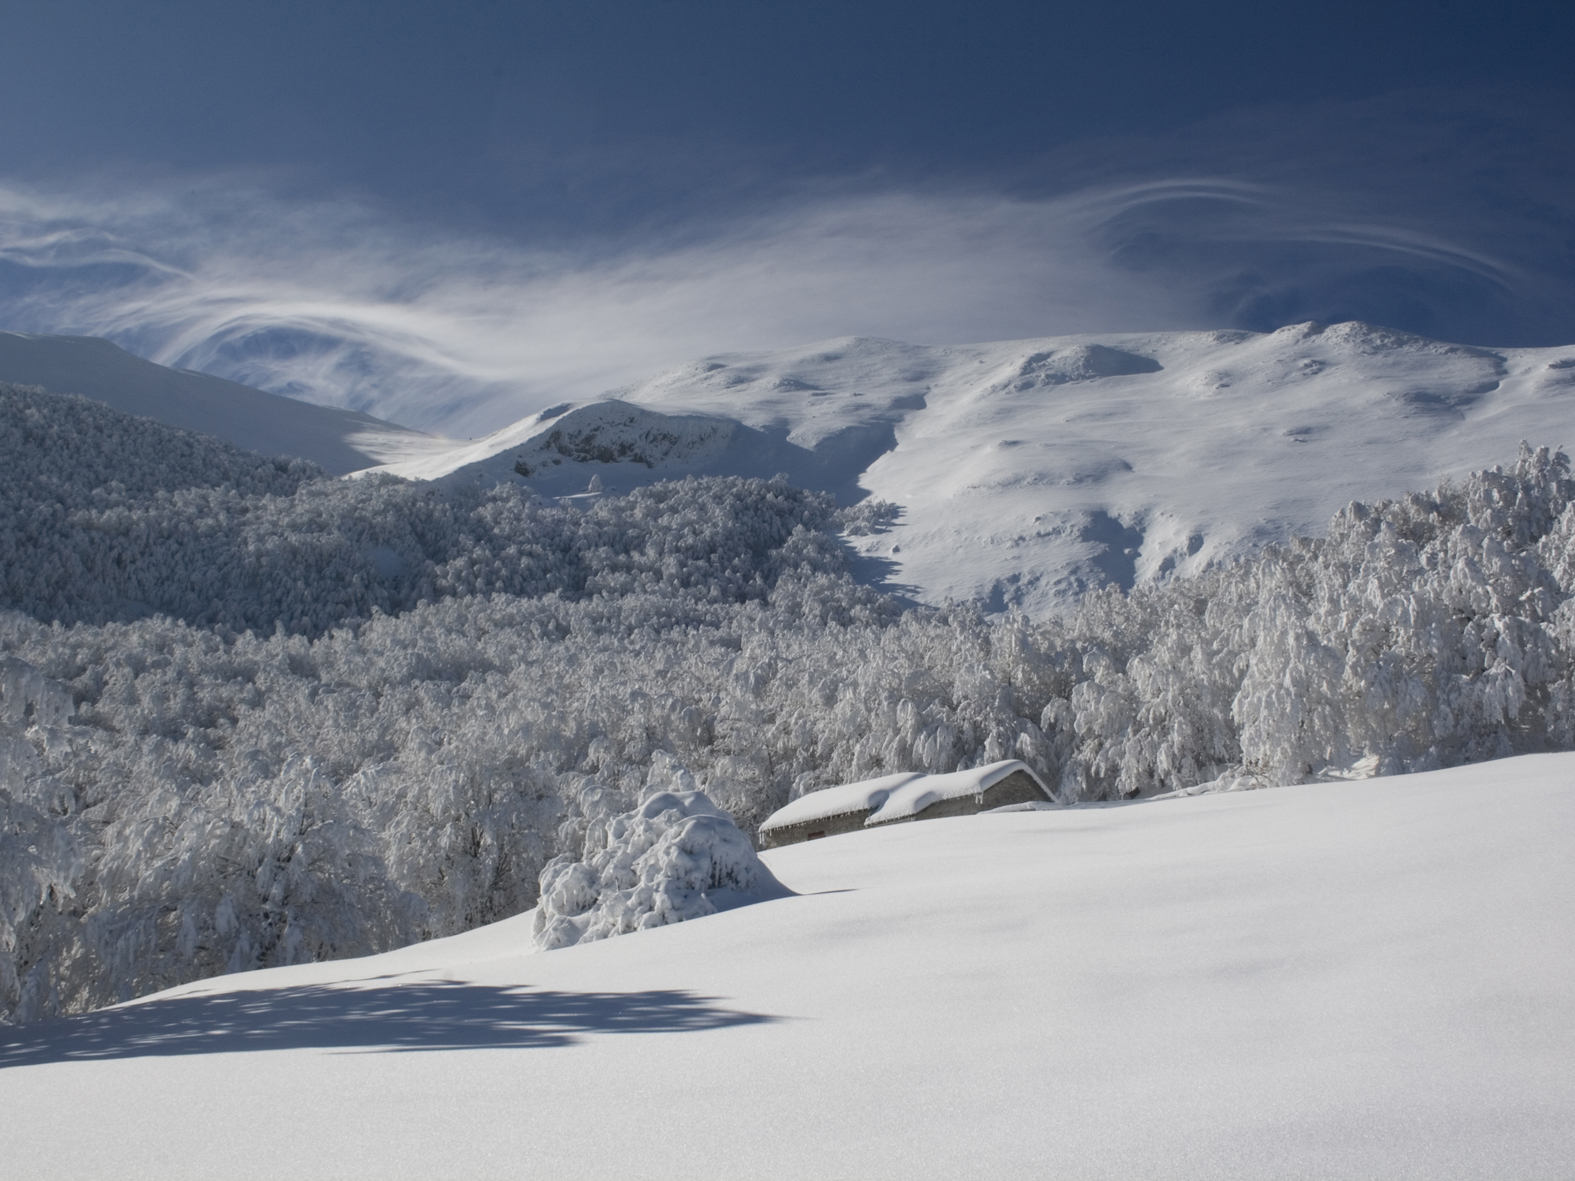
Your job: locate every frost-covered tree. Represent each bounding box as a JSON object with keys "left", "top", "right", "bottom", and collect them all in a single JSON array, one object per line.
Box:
[
  {"left": 1044, "top": 443, "right": 1575, "bottom": 796},
  {"left": 534, "top": 788, "right": 791, "bottom": 951}
]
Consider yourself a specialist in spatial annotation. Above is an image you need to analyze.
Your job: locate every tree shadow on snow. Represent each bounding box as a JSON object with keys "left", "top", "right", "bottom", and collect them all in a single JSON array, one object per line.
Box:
[{"left": 0, "top": 979, "right": 777, "bottom": 1068}]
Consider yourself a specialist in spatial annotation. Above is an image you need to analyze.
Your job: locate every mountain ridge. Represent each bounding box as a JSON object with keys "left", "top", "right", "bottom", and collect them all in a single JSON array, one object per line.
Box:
[
  {"left": 376, "top": 321, "right": 1575, "bottom": 615},
  {"left": 0, "top": 331, "right": 447, "bottom": 476}
]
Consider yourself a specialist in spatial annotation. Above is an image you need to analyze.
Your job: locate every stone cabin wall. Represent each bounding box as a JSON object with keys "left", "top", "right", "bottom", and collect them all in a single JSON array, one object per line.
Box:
[{"left": 759, "top": 806, "right": 872, "bottom": 850}]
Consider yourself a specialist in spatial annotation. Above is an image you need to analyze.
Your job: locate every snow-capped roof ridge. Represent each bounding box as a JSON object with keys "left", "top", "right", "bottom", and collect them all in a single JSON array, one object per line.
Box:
[
  {"left": 866, "top": 759, "right": 1050, "bottom": 824},
  {"left": 763, "top": 771, "right": 926, "bottom": 831},
  {"left": 761, "top": 759, "right": 1050, "bottom": 832}
]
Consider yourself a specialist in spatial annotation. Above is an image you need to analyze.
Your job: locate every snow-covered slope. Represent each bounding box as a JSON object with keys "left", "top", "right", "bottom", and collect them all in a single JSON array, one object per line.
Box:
[
  {"left": 364, "top": 395, "right": 895, "bottom": 506},
  {"left": 3, "top": 754, "right": 1570, "bottom": 1179},
  {"left": 381, "top": 322, "right": 1575, "bottom": 615},
  {"left": 0, "top": 332, "right": 446, "bottom": 476}
]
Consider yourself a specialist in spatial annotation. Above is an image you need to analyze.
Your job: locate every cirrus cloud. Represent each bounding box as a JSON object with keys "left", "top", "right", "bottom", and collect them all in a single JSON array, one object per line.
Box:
[{"left": 0, "top": 93, "right": 1565, "bottom": 438}]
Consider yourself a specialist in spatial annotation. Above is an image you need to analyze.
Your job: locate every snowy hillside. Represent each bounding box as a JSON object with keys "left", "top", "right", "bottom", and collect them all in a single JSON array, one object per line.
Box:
[
  {"left": 365, "top": 395, "right": 902, "bottom": 508},
  {"left": 381, "top": 322, "right": 1575, "bottom": 615},
  {"left": 3, "top": 754, "right": 1570, "bottom": 1180},
  {"left": 0, "top": 382, "right": 850, "bottom": 634},
  {"left": 10, "top": 368, "right": 1575, "bottom": 1026},
  {"left": 0, "top": 332, "right": 446, "bottom": 476},
  {"left": 26, "top": 318, "right": 1572, "bottom": 619}
]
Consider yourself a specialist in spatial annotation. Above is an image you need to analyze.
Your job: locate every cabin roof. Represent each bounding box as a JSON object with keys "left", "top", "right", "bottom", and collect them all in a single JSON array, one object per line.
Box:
[
  {"left": 868, "top": 760, "right": 1048, "bottom": 824},
  {"left": 760, "top": 760, "right": 1049, "bottom": 834},
  {"left": 762, "top": 771, "right": 924, "bottom": 830}
]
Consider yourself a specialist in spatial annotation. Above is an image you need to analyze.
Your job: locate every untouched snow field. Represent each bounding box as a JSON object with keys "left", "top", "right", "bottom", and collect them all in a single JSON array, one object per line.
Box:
[
  {"left": 379, "top": 322, "right": 1575, "bottom": 614},
  {"left": 3, "top": 754, "right": 1571, "bottom": 1180}
]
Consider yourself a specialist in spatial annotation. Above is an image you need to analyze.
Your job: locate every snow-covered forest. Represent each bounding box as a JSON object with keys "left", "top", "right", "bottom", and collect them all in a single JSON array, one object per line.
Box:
[{"left": 4, "top": 380, "right": 1575, "bottom": 1023}]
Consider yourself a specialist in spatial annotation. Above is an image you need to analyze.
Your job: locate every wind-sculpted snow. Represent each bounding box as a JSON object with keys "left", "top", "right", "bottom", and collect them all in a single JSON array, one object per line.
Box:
[
  {"left": 533, "top": 787, "right": 793, "bottom": 951},
  {"left": 9, "top": 395, "right": 1575, "bottom": 1023}
]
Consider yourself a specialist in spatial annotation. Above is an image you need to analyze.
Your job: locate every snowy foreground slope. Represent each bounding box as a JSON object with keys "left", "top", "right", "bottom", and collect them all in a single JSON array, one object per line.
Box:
[
  {"left": 4, "top": 756, "right": 1571, "bottom": 1180},
  {"left": 0, "top": 332, "right": 444, "bottom": 475},
  {"left": 380, "top": 322, "right": 1575, "bottom": 614}
]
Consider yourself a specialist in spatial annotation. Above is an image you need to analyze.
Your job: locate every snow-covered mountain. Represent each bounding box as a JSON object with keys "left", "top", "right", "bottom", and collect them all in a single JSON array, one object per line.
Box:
[
  {"left": 4, "top": 754, "right": 1570, "bottom": 1179},
  {"left": 0, "top": 332, "right": 447, "bottom": 476},
  {"left": 378, "top": 322, "right": 1575, "bottom": 615},
  {"left": 22, "top": 320, "right": 1571, "bottom": 616}
]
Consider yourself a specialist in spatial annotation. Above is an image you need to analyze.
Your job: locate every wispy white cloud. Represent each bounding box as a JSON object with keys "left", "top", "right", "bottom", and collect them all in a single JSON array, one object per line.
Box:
[{"left": 0, "top": 163, "right": 1537, "bottom": 436}]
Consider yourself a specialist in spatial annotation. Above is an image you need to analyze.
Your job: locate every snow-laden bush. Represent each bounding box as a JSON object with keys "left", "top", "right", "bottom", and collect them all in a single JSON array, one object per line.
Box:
[{"left": 533, "top": 786, "right": 793, "bottom": 951}]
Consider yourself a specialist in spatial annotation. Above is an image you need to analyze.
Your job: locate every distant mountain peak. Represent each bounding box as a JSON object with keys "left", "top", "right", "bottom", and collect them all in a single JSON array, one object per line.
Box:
[
  {"left": 0, "top": 331, "right": 447, "bottom": 476},
  {"left": 374, "top": 322, "right": 1575, "bottom": 616}
]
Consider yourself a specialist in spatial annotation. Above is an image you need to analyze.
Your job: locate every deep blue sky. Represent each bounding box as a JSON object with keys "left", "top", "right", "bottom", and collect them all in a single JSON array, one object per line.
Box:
[
  {"left": 5, "top": 1, "right": 1570, "bottom": 220},
  {"left": 1, "top": 0, "right": 1572, "bottom": 430}
]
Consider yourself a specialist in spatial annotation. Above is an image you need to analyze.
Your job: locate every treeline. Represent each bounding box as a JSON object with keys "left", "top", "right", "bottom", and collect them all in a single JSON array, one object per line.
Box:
[{"left": 0, "top": 383, "right": 844, "bottom": 638}]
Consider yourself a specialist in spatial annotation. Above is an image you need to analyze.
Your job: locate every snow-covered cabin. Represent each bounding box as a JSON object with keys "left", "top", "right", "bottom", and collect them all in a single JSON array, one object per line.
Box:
[{"left": 758, "top": 760, "right": 1053, "bottom": 849}]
